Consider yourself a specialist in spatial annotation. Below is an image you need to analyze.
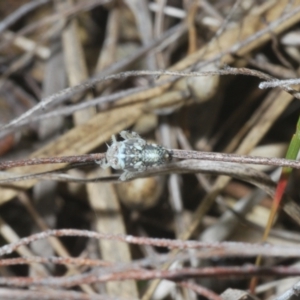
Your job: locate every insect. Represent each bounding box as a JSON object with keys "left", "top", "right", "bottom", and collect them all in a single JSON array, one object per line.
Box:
[{"left": 98, "top": 131, "right": 172, "bottom": 181}]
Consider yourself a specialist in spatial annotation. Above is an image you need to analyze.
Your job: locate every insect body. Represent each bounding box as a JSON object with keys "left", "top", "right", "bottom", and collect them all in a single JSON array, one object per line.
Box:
[{"left": 99, "top": 131, "right": 172, "bottom": 181}]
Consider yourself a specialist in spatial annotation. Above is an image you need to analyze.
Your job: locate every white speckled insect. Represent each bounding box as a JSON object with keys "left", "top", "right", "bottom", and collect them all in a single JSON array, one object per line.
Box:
[{"left": 99, "top": 131, "right": 172, "bottom": 181}]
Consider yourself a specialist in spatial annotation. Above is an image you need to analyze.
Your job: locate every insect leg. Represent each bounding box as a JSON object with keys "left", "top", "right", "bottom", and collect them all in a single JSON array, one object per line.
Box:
[
  {"left": 95, "top": 158, "right": 110, "bottom": 169},
  {"left": 119, "top": 170, "right": 136, "bottom": 181}
]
